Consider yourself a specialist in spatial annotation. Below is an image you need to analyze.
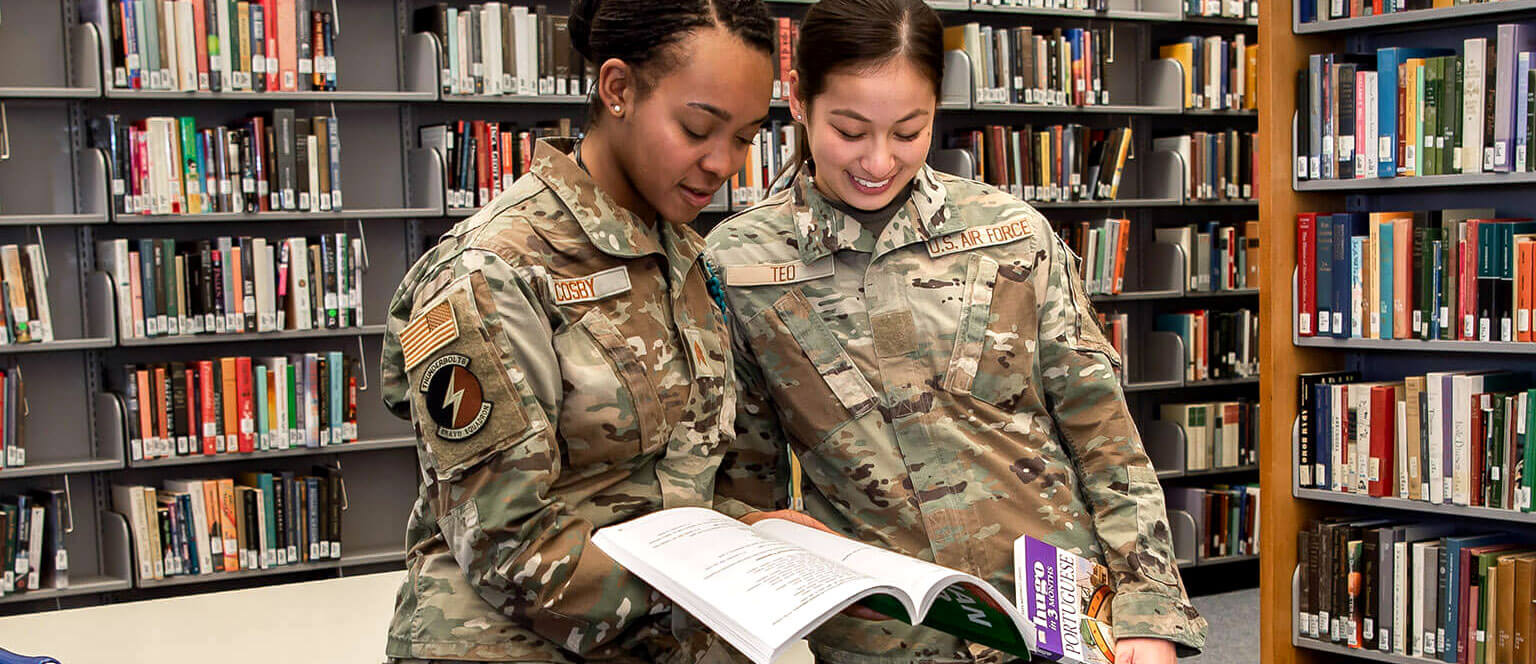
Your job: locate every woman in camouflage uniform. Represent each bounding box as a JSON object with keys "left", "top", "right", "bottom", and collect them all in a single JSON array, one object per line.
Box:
[
  {"left": 378, "top": 0, "right": 777, "bottom": 661},
  {"left": 705, "top": 1, "right": 1208, "bottom": 662}
]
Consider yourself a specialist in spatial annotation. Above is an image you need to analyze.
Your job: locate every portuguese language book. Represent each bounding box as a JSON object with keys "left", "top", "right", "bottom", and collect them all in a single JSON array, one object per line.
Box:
[{"left": 593, "top": 507, "right": 1115, "bottom": 664}]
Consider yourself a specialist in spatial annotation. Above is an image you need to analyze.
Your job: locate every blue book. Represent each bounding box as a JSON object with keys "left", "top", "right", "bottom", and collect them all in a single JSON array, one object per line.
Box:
[
  {"left": 327, "top": 351, "right": 345, "bottom": 443},
  {"left": 1381, "top": 221, "right": 1396, "bottom": 338},
  {"left": 1351, "top": 237, "right": 1365, "bottom": 338},
  {"left": 1315, "top": 382, "right": 1332, "bottom": 489},
  {"left": 1378, "top": 47, "right": 1456, "bottom": 177},
  {"left": 1317, "top": 215, "right": 1334, "bottom": 335},
  {"left": 1334, "top": 213, "right": 1368, "bottom": 339}
]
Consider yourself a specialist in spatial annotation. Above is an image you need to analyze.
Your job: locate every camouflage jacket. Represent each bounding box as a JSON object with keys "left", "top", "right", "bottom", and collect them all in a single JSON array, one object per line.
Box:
[
  {"left": 704, "top": 165, "right": 1207, "bottom": 664},
  {"left": 381, "top": 138, "right": 743, "bottom": 662}
]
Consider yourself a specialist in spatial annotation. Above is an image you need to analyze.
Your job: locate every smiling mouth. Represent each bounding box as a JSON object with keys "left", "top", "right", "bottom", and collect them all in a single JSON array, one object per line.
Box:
[{"left": 851, "top": 174, "right": 892, "bottom": 188}]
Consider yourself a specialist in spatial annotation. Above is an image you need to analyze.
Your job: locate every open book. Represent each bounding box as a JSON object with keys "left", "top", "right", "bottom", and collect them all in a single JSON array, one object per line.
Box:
[{"left": 592, "top": 507, "right": 1115, "bottom": 664}]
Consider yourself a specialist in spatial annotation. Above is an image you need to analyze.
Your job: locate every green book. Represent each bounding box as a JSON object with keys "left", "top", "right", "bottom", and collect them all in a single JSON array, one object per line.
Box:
[
  {"left": 1453, "top": 56, "right": 1466, "bottom": 173},
  {"left": 162, "top": 238, "right": 178, "bottom": 335},
  {"left": 287, "top": 364, "right": 300, "bottom": 447},
  {"left": 255, "top": 365, "right": 268, "bottom": 451},
  {"left": 1419, "top": 59, "right": 1431, "bottom": 175},
  {"left": 178, "top": 117, "right": 200, "bottom": 212}
]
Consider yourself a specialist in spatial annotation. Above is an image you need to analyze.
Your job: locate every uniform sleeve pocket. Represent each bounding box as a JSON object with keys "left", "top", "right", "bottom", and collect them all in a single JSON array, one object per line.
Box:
[
  {"left": 554, "top": 308, "right": 666, "bottom": 467},
  {"left": 943, "top": 254, "right": 1000, "bottom": 396},
  {"left": 1124, "top": 464, "right": 1182, "bottom": 587},
  {"left": 773, "top": 289, "right": 879, "bottom": 420},
  {"left": 406, "top": 280, "right": 536, "bottom": 480},
  {"left": 1064, "top": 243, "right": 1123, "bottom": 369}
]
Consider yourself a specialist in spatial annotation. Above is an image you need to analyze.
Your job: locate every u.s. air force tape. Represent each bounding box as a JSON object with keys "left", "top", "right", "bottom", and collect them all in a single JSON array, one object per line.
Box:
[{"left": 419, "top": 353, "right": 494, "bottom": 440}]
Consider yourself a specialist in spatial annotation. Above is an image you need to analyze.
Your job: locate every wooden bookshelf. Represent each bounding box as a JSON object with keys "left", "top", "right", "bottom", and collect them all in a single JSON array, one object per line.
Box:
[
  {"left": 1257, "top": 2, "right": 1536, "bottom": 663},
  {"left": 1258, "top": 3, "right": 1336, "bottom": 663}
]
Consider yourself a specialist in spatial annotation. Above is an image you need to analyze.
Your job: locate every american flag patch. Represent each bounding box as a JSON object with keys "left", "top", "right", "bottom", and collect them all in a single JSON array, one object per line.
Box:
[{"left": 400, "top": 299, "right": 459, "bottom": 370}]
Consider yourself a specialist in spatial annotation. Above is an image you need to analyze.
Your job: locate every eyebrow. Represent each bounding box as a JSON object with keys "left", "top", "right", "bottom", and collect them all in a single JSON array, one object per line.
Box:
[
  {"left": 829, "top": 108, "right": 932, "bottom": 123},
  {"left": 688, "top": 102, "right": 769, "bottom": 127}
]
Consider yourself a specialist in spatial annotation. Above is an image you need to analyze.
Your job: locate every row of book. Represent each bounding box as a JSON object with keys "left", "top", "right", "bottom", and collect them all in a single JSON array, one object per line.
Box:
[
  {"left": 96, "top": 234, "right": 363, "bottom": 341},
  {"left": 1155, "top": 131, "right": 1257, "bottom": 202},
  {"left": 973, "top": 0, "right": 1108, "bottom": 11},
  {"left": 1154, "top": 221, "right": 1261, "bottom": 293},
  {"left": 412, "top": 2, "right": 586, "bottom": 98},
  {"left": 419, "top": 120, "right": 573, "bottom": 210},
  {"left": 946, "top": 124, "right": 1132, "bottom": 202},
  {"left": 1297, "top": 369, "right": 1536, "bottom": 512},
  {"left": 1073, "top": 217, "right": 1130, "bottom": 295},
  {"left": 111, "top": 469, "right": 343, "bottom": 583},
  {"left": 1160, "top": 399, "right": 1260, "bottom": 471},
  {"left": 731, "top": 123, "right": 797, "bottom": 210},
  {"left": 1296, "top": 518, "right": 1536, "bottom": 664},
  {"left": 1155, "top": 308, "right": 1259, "bottom": 381},
  {"left": 0, "top": 244, "right": 56, "bottom": 346},
  {"left": 945, "top": 24, "right": 1113, "bottom": 107},
  {"left": 81, "top": 0, "right": 339, "bottom": 92},
  {"left": 1299, "top": 0, "right": 1482, "bottom": 23},
  {"left": 1160, "top": 35, "right": 1258, "bottom": 111},
  {"left": 113, "top": 352, "right": 360, "bottom": 462},
  {"left": 0, "top": 491, "right": 69, "bottom": 595},
  {"left": 90, "top": 111, "right": 343, "bottom": 216},
  {"left": 1296, "top": 31, "right": 1536, "bottom": 182},
  {"left": 1166, "top": 485, "right": 1259, "bottom": 560},
  {"left": 1292, "top": 209, "right": 1536, "bottom": 342},
  {"left": 1181, "top": 0, "right": 1259, "bottom": 19}
]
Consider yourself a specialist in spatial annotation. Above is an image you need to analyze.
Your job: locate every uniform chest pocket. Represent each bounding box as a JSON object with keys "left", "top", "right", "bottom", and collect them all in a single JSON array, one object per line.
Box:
[
  {"left": 554, "top": 308, "right": 666, "bottom": 468},
  {"left": 943, "top": 254, "right": 1040, "bottom": 409},
  {"left": 747, "top": 289, "right": 879, "bottom": 445}
]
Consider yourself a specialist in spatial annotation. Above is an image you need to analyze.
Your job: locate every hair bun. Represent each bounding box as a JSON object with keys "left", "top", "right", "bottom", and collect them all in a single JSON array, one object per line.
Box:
[{"left": 569, "top": 0, "right": 601, "bottom": 61}]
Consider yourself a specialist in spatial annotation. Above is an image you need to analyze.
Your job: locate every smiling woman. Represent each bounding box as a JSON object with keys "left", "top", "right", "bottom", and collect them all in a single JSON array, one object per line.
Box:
[
  {"left": 706, "top": 1, "right": 1209, "bottom": 663},
  {"left": 377, "top": 0, "right": 777, "bottom": 663}
]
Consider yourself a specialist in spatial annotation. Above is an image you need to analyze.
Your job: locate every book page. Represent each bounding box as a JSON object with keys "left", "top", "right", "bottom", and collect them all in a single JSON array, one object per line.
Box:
[
  {"left": 593, "top": 507, "right": 905, "bottom": 664},
  {"left": 753, "top": 519, "right": 1036, "bottom": 657}
]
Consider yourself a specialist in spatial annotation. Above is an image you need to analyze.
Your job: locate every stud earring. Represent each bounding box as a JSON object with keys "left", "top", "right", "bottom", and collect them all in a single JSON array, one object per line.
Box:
[{"left": 612, "top": 104, "right": 622, "bottom": 114}]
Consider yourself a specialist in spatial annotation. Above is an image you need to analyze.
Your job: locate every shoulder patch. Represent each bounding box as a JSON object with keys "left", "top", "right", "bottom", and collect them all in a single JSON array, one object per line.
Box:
[
  {"left": 551, "top": 265, "right": 632, "bottom": 305},
  {"left": 723, "top": 258, "right": 834, "bottom": 286},
  {"left": 925, "top": 218, "right": 1033, "bottom": 258},
  {"left": 400, "top": 298, "right": 460, "bottom": 371}
]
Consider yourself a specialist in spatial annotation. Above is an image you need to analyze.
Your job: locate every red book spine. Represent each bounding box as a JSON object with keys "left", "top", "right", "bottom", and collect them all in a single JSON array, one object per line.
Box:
[
  {"left": 1458, "top": 549, "right": 1475, "bottom": 664},
  {"left": 192, "top": 0, "right": 210, "bottom": 90},
  {"left": 199, "top": 360, "right": 217, "bottom": 455},
  {"left": 263, "top": 0, "right": 279, "bottom": 91},
  {"left": 521, "top": 132, "right": 533, "bottom": 175},
  {"left": 777, "top": 17, "right": 792, "bottom": 99},
  {"left": 1470, "top": 393, "right": 1486, "bottom": 507},
  {"left": 474, "top": 121, "right": 491, "bottom": 206},
  {"left": 184, "top": 366, "right": 199, "bottom": 455},
  {"left": 136, "top": 369, "right": 154, "bottom": 457},
  {"left": 499, "top": 131, "right": 514, "bottom": 191},
  {"left": 236, "top": 356, "right": 254, "bottom": 453},
  {"left": 1368, "top": 385, "right": 1395, "bottom": 498},
  {"left": 1297, "top": 214, "right": 1317, "bottom": 335},
  {"left": 1461, "top": 219, "right": 1480, "bottom": 340}
]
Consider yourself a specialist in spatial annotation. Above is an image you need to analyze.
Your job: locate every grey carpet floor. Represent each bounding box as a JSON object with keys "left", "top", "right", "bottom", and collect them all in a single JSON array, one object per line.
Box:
[{"left": 1181, "top": 588, "right": 1261, "bottom": 663}]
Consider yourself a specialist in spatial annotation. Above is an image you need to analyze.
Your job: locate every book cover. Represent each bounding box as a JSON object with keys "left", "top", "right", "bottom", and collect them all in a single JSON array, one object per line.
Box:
[{"left": 1016, "top": 535, "right": 1115, "bottom": 664}]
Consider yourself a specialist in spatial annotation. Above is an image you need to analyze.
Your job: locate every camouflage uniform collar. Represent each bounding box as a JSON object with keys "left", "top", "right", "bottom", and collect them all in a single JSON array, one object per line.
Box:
[
  {"left": 788, "top": 167, "right": 880, "bottom": 265},
  {"left": 531, "top": 137, "right": 664, "bottom": 259},
  {"left": 790, "top": 164, "right": 959, "bottom": 264}
]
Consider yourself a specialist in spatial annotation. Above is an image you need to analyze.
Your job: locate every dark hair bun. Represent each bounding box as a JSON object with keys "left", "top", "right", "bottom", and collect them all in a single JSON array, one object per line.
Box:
[{"left": 569, "top": 0, "right": 600, "bottom": 62}]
